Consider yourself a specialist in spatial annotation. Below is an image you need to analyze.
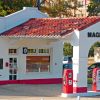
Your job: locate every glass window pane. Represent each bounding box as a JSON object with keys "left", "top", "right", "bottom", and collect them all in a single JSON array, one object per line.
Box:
[
  {"left": 40, "top": 63, "right": 50, "bottom": 72},
  {"left": 13, "top": 75, "right": 17, "bottom": 80},
  {"left": 33, "top": 49, "right": 36, "bottom": 53},
  {"left": 9, "top": 69, "right": 13, "bottom": 74},
  {"left": 32, "top": 64, "right": 39, "bottom": 72},
  {"left": 0, "top": 59, "right": 3, "bottom": 69},
  {"left": 26, "top": 56, "right": 50, "bottom": 72},
  {"left": 14, "top": 58, "right": 17, "bottom": 63},
  {"left": 9, "top": 49, "right": 17, "bottom": 54},
  {"left": 9, "top": 58, "right": 13, "bottom": 63},
  {"left": 9, "top": 75, "right": 12, "bottom": 80}
]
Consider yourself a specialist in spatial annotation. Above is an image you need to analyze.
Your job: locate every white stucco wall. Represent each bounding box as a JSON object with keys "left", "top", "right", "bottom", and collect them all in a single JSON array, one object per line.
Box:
[
  {"left": 0, "top": 38, "right": 9, "bottom": 80},
  {"left": 0, "top": 7, "right": 64, "bottom": 81},
  {"left": 80, "top": 22, "right": 100, "bottom": 57},
  {"left": 0, "top": 7, "right": 48, "bottom": 33},
  {"left": 0, "top": 37, "right": 63, "bottom": 80},
  {"left": 73, "top": 22, "right": 100, "bottom": 89},
  {"left": 51, "top": 40, "right": 63, "bottom": 78},
  {"left": 17, "top": 39, "right": 63, "bottom": 79}
]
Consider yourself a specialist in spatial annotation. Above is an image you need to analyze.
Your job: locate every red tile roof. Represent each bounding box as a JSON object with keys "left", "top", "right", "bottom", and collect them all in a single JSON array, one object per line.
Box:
[{"left": 1, "top": 17, "right": 100, "bottom": 37}]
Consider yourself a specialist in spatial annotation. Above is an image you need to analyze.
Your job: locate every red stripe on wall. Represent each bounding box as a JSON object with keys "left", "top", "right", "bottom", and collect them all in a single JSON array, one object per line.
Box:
[
  {"left": 0, "top": 78, "right": 62, "bottom": 85},
  {"left": 73, "top": 87, "right": 87, "bottom": 93}
]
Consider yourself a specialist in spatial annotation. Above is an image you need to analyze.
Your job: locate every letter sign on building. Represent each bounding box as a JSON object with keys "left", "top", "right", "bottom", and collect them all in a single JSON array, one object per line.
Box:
[
  {"left": 23, "top": 47, "right": 28, "bottom": 54},
  {"left": 88, "top": 32, "right": 100, "bottom": 37}
]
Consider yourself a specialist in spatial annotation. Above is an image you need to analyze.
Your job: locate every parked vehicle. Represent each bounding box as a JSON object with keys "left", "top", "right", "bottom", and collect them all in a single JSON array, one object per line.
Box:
[
  {"left": 63, "top": 56, "right": 72, "bottom": 69},
  {"left": 88, "top": 62, "right": 100, "bottom": 84},
  {"left": 63, "top": 56, "right": 72, "bottom": 64},
  {"left": 63, "top": 63, "right": 72, "bottom": 69}
]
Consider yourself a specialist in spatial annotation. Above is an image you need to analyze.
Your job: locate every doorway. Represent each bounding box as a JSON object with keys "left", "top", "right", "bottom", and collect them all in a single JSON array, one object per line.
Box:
[{"left": 9, "top": 57, "right": 17, "bottom": 80}]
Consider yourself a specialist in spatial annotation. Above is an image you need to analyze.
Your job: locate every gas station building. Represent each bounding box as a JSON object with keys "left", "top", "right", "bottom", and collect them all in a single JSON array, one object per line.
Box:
[{"left": 0, "top": 7, "right": 100, "bottom": 94}]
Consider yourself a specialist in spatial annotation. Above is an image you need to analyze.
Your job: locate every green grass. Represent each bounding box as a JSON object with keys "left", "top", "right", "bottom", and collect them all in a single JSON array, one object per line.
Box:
[{"left": 88, "top": 78, "right": 92, "bottom": 84}]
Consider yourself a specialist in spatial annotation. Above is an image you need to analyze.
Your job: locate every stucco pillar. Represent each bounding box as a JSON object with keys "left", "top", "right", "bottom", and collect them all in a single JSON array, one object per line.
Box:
[
  {"left": 51, "top": 40, "right": 64, "bottom": 79},
  {"left": 73, "top": 46, "right": 88, "bottom": 93}
]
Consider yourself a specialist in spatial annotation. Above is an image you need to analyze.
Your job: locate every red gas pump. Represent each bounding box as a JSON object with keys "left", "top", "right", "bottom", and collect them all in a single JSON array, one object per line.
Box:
[
  {"left": 92, "top": 68, "right": 100, "bottom": 92},
  {"left": 62, "top": 69, "right": 73, "bottom": 93}
]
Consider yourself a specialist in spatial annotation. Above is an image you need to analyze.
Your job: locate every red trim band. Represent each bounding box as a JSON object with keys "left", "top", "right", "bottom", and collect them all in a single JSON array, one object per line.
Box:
[
  {"left": 0, "top": 78, "right": 62, "bottom": 85},
  {"left": 97, "top": 90, "right": 100, "bottom": 92},
  {"left": 73, "top": 87, "right": 87, "bottom": 93}
]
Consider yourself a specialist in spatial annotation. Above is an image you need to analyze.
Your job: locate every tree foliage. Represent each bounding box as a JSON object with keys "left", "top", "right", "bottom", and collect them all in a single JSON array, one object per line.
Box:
[
  {"left": 63, "top": 42, "right": 100, "bottom": 57},
  {"left": 0, "top": 0, "right": 7, "bottom": 16},
  {"left": 63, "top": 43, "right": 73, "bottom": 56},
  {"left": 41, "top": 0, "right": 83, "bottom": 17},
  {"left": 88, "top": 42, "right": 100, "bottom": 57},
  {"left": 0, "top": 0, "right": 36, "bottom": 16},
  {"left": 0, "top": 0, "right": 83, "bottom": 17},
  {"left": 87, "top": 0, "right": 100, "bottom": 16},
  {"left": 43, "top": 0, "right": 72, "bottom": 17}
]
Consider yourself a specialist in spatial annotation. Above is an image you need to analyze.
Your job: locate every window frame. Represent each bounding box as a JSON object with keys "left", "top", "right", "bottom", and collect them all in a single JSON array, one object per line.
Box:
[
  {"left": 8, "top": 49, "right": 17, "bottom": 55},
  {"left": 26, "top": 56, "right": 50, "bottom": 73}
]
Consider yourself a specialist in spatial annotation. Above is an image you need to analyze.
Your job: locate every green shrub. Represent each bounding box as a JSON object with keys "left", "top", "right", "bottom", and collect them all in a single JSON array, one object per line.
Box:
[{"left": 88, "top": 78, "right": 92, "bottom": 84}]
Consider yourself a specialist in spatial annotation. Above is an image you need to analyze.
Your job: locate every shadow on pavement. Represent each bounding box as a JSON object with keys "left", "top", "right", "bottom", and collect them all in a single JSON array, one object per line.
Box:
[{"left": 0, "top": 84, "right": 62, "bottom": 97}]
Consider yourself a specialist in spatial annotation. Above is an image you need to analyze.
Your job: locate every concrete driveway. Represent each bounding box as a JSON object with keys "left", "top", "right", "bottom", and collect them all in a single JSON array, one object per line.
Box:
[{"left": 0, "top": 84, "right": 100, "bottom": 100}]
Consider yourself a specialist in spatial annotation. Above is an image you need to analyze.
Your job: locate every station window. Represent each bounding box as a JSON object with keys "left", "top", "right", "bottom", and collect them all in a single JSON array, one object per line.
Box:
[
  {"left": 26, "top": 56, "right": 50, "bottom": 72},
  {"left": 9, "top": 49, "right": 17, "bottom": 54},
  {"left": 28, "top": 49, "right": 36, "bottom": 54},
  {"left": 0, "top": 59, "right": 3, "bottom": 69},
  {"left": 39, "top": 49, "right": 49, "bottom": 53}
]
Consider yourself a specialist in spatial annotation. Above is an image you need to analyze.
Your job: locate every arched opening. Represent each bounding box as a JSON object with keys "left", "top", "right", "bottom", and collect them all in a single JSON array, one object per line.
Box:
[{"left": 88, "top": 41, "right": 100, "bottom": 91}]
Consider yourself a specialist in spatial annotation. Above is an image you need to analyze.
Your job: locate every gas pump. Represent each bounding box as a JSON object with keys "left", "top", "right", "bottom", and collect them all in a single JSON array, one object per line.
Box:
[
  {"left": 62, "top": 69, "right": 73, "bottom": 93},
  {"left": 92, "top": 68, "right": 100, "bottom": 92}
]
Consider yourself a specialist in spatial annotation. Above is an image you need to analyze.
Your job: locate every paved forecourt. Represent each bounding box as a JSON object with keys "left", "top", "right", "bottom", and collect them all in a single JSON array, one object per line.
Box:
[{"left": 0, "top": 84, "right": 99, "bottom": 100}]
